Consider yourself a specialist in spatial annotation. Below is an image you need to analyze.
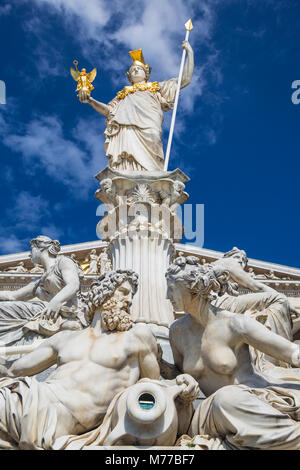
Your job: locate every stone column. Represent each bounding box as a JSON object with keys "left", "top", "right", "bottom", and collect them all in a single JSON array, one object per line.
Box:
[{"left": 95, "top": 167, "right": 189, "bottom": 330}]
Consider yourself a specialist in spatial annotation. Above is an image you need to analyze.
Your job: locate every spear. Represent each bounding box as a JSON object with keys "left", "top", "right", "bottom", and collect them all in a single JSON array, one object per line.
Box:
[{"left": 164, "top": 18, "right": 194, "bottom": 171}]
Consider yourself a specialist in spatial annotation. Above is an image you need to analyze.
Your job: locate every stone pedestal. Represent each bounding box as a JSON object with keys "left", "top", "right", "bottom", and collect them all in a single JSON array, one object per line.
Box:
[{"left": 95, "top": 167, "right": 189, "bottom": 329}]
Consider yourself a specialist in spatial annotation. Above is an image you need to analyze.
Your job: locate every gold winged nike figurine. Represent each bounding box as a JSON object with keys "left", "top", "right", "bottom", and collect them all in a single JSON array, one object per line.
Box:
[{"left": 70, "top": 60, "right": 97, "bottom": 96}]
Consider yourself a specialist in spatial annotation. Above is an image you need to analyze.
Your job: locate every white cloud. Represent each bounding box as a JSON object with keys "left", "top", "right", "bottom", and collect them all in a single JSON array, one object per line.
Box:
[
  {"left": 2, "top": 114, "right": 106, "bottom": 198},
  {"left": 0, "top": 235, "right": 26, "bottom": 254},
  {"left": 0, "top": 111, "right": 9, "bottom": 135},
  {"left": 23, "top": 0, "right": 221, "bottom": 111},
  {"left": 0, "top": 191, "right": 58, "bottom": 254},
  {"left": 113, "top": 0, "right": 192, "bottom": 74},
  {"left": 40, "top": 224, "right": 63, "bottom": 240},
  {"left": 0, "top": 101, "right": 102, "bottom": 251},
  {"left": 33, "top": 46, "right": 65, "bottom": 79},
  {"left": 2, "top": 166, "right": 14, "bottom": 184},
  {"left": 1, "top": 0, "right": 224, "bottom": 195},
  {"left": 35, "top": 0, "right": 110, "bottom": 30},
  {"left": 6, "top": 191, "right": 50, "bottom": 231},
  {"left": 204, "top": 128, "right": 217, "bottom": 145},
  {"left": 0, "top": 4, "right": 12, "bottom": 16},
  {"left": 22, "top": 16, "right": 67, "bottom": 80}
]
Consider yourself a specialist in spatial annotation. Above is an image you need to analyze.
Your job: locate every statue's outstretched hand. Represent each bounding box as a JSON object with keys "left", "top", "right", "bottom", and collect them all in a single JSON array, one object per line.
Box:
[
  {"left": 40, "top": 299, "right": 62, "bottom": 322},
  {"left": 78, "top": 89, "right": 91, "bottom": 104},
  {"left": 182, "top": 40, "right": 192, "bottom": 53},
  {"left": 176, "top": 373, "right": 200, "bottom": 403}
]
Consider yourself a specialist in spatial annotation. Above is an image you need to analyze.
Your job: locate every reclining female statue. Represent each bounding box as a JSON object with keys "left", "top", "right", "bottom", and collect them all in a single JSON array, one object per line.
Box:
[
  {"left": 212, "top": 247, "right": 295, "bottom": 342},
  {"left": 210, "top": 247, "right": 298, "bottom": 379},
  {"left": 0, "top": 236, "right": 88, "bottom": 351},
  {"left": 161, "top": 256, "right": 300, "bottom": 450}
]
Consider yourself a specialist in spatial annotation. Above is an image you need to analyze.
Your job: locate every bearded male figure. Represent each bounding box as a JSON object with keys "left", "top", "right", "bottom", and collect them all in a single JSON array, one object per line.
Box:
[
  {"left": 78, "top": 43, "right": 194, "bottom": 172},
  {"left": 0, "top": 269, "right": 197, "bottom": 450}
]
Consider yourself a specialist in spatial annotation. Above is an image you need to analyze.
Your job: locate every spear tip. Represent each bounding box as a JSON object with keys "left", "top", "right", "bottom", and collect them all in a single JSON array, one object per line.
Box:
[{"left": 185, "top": 18, "right": 193, "bottom": 32}]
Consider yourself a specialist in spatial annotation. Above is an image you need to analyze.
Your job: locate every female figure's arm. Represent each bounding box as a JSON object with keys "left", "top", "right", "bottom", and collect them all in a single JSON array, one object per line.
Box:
[
  {"left": 43, "top": 258, "right": 80, "bottom": 320},
  {"left": 181, "top": 41, "right": 194, "bottom": 89},
  {"left": 233, "top": 268, "right": 274, "bottom": 293},
  {"left": 159, "top": 323, "right": 184, "bottom": 380},
  {"left": 231, "top": 313, "right": 300, "bottom": 366},
  {"left": 220, "top": 259, "right": 274, "bottom": 293},
  {"left": 77, "top": 90, "right": 110, "bottom": 116},
  {"left": 0, "top": 280, "right": 39, "bottom": 302}
]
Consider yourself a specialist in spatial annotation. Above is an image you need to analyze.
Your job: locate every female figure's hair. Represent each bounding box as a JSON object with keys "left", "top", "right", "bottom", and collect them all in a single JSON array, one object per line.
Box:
[
  {"left": 30, "top": 235, "right": 61, "bottom": 256},
  {"left": 223, "top": 246, "right": 248, "bottom": 266},
  {"left": 166, "top": 256, "right": 239, "bottom": 301}
]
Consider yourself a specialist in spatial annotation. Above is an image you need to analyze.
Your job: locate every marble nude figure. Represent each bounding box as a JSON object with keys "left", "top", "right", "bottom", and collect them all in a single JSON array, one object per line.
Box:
[
  {"left": 0, "top": 270, "right": 198, "bottom": 449},
  {"left": 160, "top": 256, "right": 300, "bottom": 450},
  {"left": 211, "top": 247, "right": 299, "bottom": 381}
]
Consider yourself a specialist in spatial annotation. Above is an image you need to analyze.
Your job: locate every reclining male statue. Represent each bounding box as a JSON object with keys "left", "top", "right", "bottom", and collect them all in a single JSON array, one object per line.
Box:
[{"left": 0, "top": 269, "right": 198, "bottom": 450}]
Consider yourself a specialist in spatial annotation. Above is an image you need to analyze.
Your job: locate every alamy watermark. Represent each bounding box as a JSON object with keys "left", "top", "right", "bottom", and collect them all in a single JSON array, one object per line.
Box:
[
  {"left": 291, "top": 80, "right": 300, "bottom": 104},
  {"left": 0, "top": 80, "right": 6, "bottom": 105},
  {"left": 96, "top": 202, "right": 205, "bottom": 248}
]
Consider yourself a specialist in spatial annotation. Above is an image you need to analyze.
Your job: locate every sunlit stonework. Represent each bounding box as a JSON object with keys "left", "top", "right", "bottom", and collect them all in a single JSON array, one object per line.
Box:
[
  {"left": 129, "top": 184, "right": 156, "bottom": 204},
  {"left": 1, "top": 18, "right": 300, "bottom": 452}
]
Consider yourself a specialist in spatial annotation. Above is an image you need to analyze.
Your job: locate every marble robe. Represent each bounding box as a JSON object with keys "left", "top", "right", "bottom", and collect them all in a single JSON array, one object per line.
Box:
[
  {"left": 104, "top": 79, "right": 178, "bottom": 171},
  {"left": 0, "top": 257, "right": 86, "bottom": 350}
]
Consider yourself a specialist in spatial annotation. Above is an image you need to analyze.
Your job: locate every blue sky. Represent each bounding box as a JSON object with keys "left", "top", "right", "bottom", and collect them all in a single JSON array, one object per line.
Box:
[{"left": 0, "top": 0, "right": 299, "bottom": 268}]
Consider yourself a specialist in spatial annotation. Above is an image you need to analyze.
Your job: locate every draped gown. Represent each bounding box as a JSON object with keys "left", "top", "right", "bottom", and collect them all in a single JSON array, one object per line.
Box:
[
  {"left": 0, "top": 256, "right": 86, "bottom": 350},
  {"left": 104, "top": 79, "right": 178, "bottom": 171}
]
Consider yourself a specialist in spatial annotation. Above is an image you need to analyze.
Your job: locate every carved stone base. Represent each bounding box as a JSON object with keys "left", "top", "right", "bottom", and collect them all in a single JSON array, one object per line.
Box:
[{"left": 95, "top": 167, "right": 190, "bottom": 327}]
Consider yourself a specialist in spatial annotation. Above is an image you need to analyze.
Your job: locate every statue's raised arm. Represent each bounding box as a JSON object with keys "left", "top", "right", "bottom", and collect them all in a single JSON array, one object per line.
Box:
[
  {"left": 180, "top": 40, "right": 194, "bottom": 88},
  {"left": 75, "top": 41, "right": 194, "bottom": 172}
]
